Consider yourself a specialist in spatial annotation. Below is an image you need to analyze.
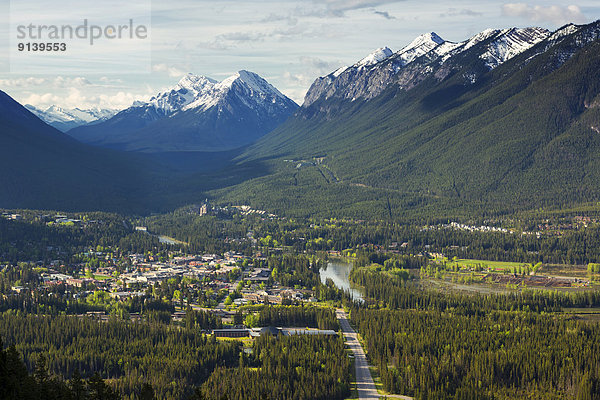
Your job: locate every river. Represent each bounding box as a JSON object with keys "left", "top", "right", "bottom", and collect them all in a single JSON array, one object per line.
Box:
[{"left": 320, "top": 259, "right": 363, "bottom": 301}]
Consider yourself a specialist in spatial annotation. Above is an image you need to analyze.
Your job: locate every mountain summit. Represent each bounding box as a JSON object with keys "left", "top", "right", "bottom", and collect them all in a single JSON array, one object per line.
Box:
[{"left": 68, "top": 70, "right": 298, "bottom": 153}]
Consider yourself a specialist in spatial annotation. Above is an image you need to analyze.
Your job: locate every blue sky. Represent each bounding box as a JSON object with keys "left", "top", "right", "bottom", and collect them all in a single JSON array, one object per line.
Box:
[{"left": 2, "top": 0, "right": 600, "bottom": 109}]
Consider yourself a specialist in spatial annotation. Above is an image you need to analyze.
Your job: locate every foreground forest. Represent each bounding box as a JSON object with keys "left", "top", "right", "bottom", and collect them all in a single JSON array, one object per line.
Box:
[
  {"left": 349, "top": 269, "right": 600, "bottom": 399},
  {"left": 0, "top": 305, "right": 348, "bottom": 400}
]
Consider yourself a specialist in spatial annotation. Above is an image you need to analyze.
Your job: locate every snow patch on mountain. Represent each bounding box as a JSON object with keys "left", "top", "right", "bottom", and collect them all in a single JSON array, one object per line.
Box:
[
  {"left": 25, "top": 104, "right": 119, "bottom": 131},
  {"left": 140, "top": 74, "right": 217, "bottom": 114},
  {"left": 480, "top": 27, "right": 550, "bottom": 69},
  {"left": 439, "top": 29, "right": 500, "bottom": 63},
  {"left": 548, "top": 23, "right": 580, "bottom": 41}
]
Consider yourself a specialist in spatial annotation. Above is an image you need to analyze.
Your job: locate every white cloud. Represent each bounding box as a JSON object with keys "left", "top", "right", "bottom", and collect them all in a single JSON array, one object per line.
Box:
[
  {"left": 20, "top": 87, "right": 153, "bottom": 110},
  {"left": 440, "top": 8, "right": 483, "bottom": 18},
  {"left": 502, "top": 3, "right": 587, "bottom": 25},
  {"left": 217, "top": 31, "right": 266, "bottom": 42},
  {"left": 152, "top": 63, "right": 188, "bottom": 78},
  {"left": 20, "top": 92, "right": 57, "bottom": 106},
  {"left": 280, "top": 55, "right": 346, "bottom": 104},
  {"left": 99, "top": 76, "right": 124, "bottom": 84},
  {"left": 52, "top": 76, "right": 92, "bottom": 88},
  {"left": 0, "top": 76, "right": 96, "bottom": 88},
  {"left": 0, "top": 77, "right": 47, "bottom": 87},
  {"left": 299, "top": 56, "right": 344, "bottom": 72}
]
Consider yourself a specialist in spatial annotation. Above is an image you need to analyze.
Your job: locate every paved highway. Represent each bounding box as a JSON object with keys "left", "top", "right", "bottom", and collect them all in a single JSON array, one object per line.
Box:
[{"left": 336, "top": 309, "right": 380, "bottom": 400}]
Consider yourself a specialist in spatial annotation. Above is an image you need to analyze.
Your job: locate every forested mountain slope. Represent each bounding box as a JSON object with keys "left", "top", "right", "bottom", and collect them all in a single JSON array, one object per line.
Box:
[
  {"left": 0, "top": 91, "right": 160, "bottom": 212},
  {"left": 215, "top": 21, "right": 600, "bottom": 217}
]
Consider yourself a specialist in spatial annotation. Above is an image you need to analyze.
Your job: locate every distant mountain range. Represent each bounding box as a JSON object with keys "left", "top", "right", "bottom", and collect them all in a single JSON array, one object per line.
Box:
[
  {"left": 3, "top": 21, "right": 600, "bottom": 217},
  {"left": 67, "top": 70, "right": 298, "bottom": 153},
  {"left": 24, "top": 105, "right": 118, "bottom": 132}
]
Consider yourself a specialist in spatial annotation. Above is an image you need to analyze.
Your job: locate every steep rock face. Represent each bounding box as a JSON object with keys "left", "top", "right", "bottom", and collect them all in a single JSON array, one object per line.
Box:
[
  {"left": 479, "top": 27, "right": 550, "bottom": 68},
  {"left": 68, "top": 71, "right": 298, "bottom": 152},
  {"left": 302, "top": 27, "right": 551, "bottom": 110}
]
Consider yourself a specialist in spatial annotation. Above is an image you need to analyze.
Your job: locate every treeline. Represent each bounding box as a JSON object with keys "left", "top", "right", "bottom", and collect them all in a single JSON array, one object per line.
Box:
[
  {"left": 0, "top": 287, "right": 101, "bottom": 315},
  {"left": 0, "top": 343, "right": 127, "bottom": 400},
  {"left": 143, "top": 212, "right": 254, "bottom": 255},
  {"left": 0, "top": 313, "right": 240, "bottom": 399},
  {"left": 184, "top": 308, "right": 223, "bottom": 330},
  {"left": 256, "top": 305, "right": 339, "bottom": 330},
  {"left": 0, "top": 213, "right": 174, "bottom": 264},
  {"left": 354, "top": 252, "right": 428, "bottom": 269},
  {"left": 313, "top": 278, "right": 347, "bottom": 302},
  {"left": 200, "top": 335, "right": 351, "bottom": 400}
]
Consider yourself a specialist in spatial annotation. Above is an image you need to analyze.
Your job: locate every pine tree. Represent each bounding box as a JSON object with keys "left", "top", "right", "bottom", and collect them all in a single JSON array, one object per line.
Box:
[{"left": 70, "top": 369, "right": 88, "bottom": 400}]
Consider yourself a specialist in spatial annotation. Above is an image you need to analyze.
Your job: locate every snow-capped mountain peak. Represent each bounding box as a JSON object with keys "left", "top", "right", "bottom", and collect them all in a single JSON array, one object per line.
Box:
[
  {"left": 144, "top": 73, "right": 217, "bottom": 114},
  {"left": 176, "top": 73, "right": 217, "bottom": 92},
  {"left": 179, "top": 70, "right": 293, "bottom": 112},
  {"left": 548, "top": 23, "right": 580, "bottom": 41},
  {"left": 461, "top": 29, "right": 500, "bottom": 52},
  {"left": 218, "top": 70, "right": 287, "bottom": 99},
  {"left": 397, "top": 32, "right": 445, "bottom": 65},
  {"left": 303, "top": 26, "right": 560, "bottom": 107},
  {"left": 356, "top": 47, "right": 394, "bottom": 67},
  {"left": 331, "top": 47, "right": 394, "bottom": 78}
]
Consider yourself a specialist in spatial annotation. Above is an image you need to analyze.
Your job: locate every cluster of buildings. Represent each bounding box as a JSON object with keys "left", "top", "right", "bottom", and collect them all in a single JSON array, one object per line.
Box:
[
  {"left": 184, "top": 202, "right": 278, "bottom": 219},
  {"left": 536, "top": 216, "right": 600, "bottom": 234},
  {"left": 120, "top": 254, "right": 241, "bottom": 286},
  {"left": 236, "top": 287, "right": 313, "bottom": 306},
  {"left": 2, "top": 213, "right": 23, "bottom": 220},
  {"left": 423, "top": 221, "right": 510, "bottom": 234},
  {"left": 212, "top": 326, "right": 337, "bottom": 338},
  {"left": 231, "top": 205, "right": 278, "bottom": 218}
]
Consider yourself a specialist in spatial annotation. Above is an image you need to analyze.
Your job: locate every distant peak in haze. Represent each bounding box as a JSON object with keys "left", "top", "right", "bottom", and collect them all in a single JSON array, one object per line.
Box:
[
  {"left": 24, "top": 104, "right": 119, "bottom": 132},
  {"left": 176, "top": 73, "right": 217, "bottom": 90}
]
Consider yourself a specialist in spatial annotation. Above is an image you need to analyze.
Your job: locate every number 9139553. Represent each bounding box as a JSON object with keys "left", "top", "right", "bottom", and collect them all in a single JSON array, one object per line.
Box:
[{"left": 18, "top": 42, "right": 67, "bottom": 52}]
